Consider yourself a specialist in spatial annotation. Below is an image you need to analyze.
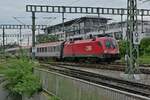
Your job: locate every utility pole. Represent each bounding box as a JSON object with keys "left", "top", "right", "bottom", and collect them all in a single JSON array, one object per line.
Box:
[
  {"left": 19, "top": 25, "right": 22, "bottom": 46},
  {"left": 32, "top": 12, "right": 36, "bottom": 60},
  {"left": 2, "top": 27, "right": 5, "bottom": 54},
  {"left": 126, "top": 0, "right": 139, "bottom": 75},
  {"left": 62, "top": 7, "right": 65, "bottom": 40}
]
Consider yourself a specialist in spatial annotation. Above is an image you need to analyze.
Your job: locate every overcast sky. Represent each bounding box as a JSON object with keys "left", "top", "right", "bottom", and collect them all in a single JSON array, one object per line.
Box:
[
  {"left": 0, "top": 0, "right": 150, "bottom": 45},
  {"left": 0, "top": 0, "right": 150, "bottom": 25}
]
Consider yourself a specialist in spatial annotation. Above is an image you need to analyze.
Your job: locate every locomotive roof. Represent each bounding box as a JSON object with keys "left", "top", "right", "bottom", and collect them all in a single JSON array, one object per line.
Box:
[{"left": 66, "top": 37, "right": 114, "bottom": 44}]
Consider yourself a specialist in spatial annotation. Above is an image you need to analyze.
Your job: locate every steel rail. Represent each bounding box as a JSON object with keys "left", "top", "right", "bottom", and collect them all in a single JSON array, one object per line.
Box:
[{"left": 45, "top": 62, "right": 150, "bottom": 74}]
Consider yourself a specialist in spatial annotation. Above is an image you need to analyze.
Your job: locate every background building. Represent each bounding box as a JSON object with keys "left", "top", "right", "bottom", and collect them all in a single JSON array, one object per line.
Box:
[
  {"left": 44, "top": 16, "right": 110, "bottom": 40},
  {"left": 43, "top": 16, "right": 150, "bottom": 41},
  {"left": 104, "top": 20, "right": 150, "bottom": 41}
]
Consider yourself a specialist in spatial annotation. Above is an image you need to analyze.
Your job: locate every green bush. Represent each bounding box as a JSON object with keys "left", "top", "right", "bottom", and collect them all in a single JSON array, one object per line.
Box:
[
  {"left": 119, "top": 38, "right": 150, "bottom": 57},
  {"left": 145, "top": 45, "right": 150, "bottom": 55},
  {"left": 0, "top": 57, "right": 41, "bottom": 99},
  {"left": 118, "top": 40, "right": 129, "bottom": 57},
  {"left": 140, "top": 38, "right": 150, "bottom": 56}
]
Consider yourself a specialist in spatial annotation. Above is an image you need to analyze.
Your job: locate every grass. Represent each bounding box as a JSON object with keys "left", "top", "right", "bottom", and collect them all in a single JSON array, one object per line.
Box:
[
  {"left": 139, "top": 55, "right": 150, "bottom": 64},
  {"left": 120, "top": 55, "right": 150, "bottom": 65}
]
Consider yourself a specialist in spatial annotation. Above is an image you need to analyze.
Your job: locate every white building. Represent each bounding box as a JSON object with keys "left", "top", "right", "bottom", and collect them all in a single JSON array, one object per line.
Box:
[{"left": 44, "top": 16, "right": 150, "bottom": 41}]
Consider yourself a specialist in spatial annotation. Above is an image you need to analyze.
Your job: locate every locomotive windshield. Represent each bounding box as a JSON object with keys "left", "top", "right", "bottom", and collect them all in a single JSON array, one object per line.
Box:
[
  {"left": 105, "top": 40, "right": 111, "bottom": 48},
  {"left": 105, "top": 39, "right": 117, "bottom": 48}
]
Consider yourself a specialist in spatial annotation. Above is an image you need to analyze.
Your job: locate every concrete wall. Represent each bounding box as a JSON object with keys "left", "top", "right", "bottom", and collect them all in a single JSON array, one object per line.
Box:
[{"left": 34, "top": 68, "right": 150, "bottom": 100}]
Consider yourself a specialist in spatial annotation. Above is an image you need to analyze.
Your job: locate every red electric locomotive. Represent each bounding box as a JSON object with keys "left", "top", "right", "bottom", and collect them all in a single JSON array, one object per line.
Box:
[{"left": 63, "top": 37, "right": 120, "bottom": 62}]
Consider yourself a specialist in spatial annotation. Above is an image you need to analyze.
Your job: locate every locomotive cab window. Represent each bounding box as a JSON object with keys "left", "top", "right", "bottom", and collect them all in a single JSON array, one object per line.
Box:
[{"left": 98, "top": 42, "right": 102, "bottom": 47}]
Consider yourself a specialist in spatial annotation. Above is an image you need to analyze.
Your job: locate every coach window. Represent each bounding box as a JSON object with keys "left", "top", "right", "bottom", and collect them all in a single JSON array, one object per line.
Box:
[
  {"left": 58, "top": 46, "right": 60, "bottom": 51},
  {"left": 57, "top": 46, "right": 59, "bottom": 51},
  {"left": 47, "top": 47, "right": 49, "bottom": 52},
  {"left": 49, "top": 47, "right": 51, "bottom": 52},
  {"left": 54, "top": 46, "right": 56, "bottom": 52},
  {"left": 38, "top": 48, "right": 40, "bottom": 52},
  {"left": 45, "top": 47, "right": 47, "bottom": 52},
  {"left": 37, "top": 48, "right": 38, "bottom": 52},
  {"left": 44, "top": 47, "right": 46, "bottom": 52},
  {"left": 55, "top": 46, "right": 57, "bottom": 51},
  {"left": 53, "top": 46, "right": 55, "bottom": 52},
  {"left": 55, "top": 46, "right": 56, "bottom": 51},
  {"left": 50, "top": 47, "right": 52, "bottom": 52},
  {"left": 57, "top": 46, "right": 59, "bottom": 52},
  {"left": 43, "top": 47, "right": 45, "bottom": 52},
  {"left": 51, "top": 47, "right": 53, "bottom": 52},
  {"left": 40, "top": 48, "right": 41, "bottom": 52},
  {"left": 37, "top": 48, "right": 39, "bottom": 52},
  {"left": 39, "top": 48, "right": 40, "bottom": 52},
  {"left": 52, "top": 46, "right": 54, "bottom": 52},
  {"left": 42, "top": 48, "right": 44, "bottom": 52},
  {"left": 39, "top": 48, "right": 41, "bottom": 52}
]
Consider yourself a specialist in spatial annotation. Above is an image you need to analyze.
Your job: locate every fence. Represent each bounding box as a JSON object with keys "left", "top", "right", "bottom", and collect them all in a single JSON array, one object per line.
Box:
[{"left": 34, "top": 68, "right": 150, "bottom": 100}]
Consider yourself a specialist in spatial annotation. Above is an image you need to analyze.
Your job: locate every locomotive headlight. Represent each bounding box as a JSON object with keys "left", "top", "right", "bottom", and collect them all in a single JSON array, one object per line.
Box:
[{"left": 104, "top": 50, "right": 107, "bottom": 53}]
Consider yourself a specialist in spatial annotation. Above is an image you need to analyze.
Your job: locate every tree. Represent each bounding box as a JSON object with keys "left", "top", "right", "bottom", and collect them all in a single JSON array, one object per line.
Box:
[{"left": 36, "top": 34, "right": 59, "bottom": 43}]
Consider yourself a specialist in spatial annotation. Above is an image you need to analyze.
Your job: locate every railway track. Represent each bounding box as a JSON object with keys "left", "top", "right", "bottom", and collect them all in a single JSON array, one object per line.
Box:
[
  {"left": 41, "top": 63, "right": 150, "bottom": 97},
  {"left": 44, "top": 62, "right": 150, "bottom": 74}
]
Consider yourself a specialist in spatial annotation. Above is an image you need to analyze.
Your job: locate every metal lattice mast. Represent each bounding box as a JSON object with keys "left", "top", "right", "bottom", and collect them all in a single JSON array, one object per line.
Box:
[{"left": 126, "top": 0, "right": 139, "bottom": 74}]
